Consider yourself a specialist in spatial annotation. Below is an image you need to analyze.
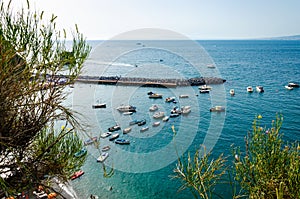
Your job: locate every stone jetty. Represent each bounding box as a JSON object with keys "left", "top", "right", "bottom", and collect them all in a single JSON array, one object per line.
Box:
[{"left": 76, "top": 76, "right": 225, "bottom": 88}]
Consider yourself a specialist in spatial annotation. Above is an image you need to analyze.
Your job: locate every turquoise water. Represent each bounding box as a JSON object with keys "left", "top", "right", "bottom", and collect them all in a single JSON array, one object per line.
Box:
[{"left": 70, "top": 40, "right": 300, "bottom": 198}]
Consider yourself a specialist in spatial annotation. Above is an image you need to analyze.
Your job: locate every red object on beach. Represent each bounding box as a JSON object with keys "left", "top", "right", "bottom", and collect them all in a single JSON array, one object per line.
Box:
[{"left": 71, "top": 170, "right": 85, "bottom": 180}]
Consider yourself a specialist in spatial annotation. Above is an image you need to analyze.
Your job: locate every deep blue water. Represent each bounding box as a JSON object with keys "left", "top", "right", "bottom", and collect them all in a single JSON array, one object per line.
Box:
[{"left": 70, "top": 40, "right": 300, "bottom": 198}]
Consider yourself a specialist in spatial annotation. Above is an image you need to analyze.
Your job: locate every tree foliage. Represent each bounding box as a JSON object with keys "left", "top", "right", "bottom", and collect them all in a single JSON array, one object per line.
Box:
[{"left": 0, "top": 0, "right": 90, "bottom": 196}]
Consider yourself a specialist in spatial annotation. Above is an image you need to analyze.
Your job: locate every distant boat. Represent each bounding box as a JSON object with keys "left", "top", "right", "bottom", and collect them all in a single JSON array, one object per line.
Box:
[
  {"left": 179, "top": 94, "right": 189, "bottom": 98},
  {"left": 84, "top": 136, "right": 97, "bottom": 145},
  {"left": 288, "top": 82, "right": 299, "bottom": 88},
  {"left": 207, "top": 64, "right": 216, "bottom": 69},
  {"left": 97, "top": 152, "right": 109, "bottom": 162},
  {"left": 199, "top": 85, "right": 212, "bottom": 90},
  {"left": 210, "top": 106, "right": 225, "bottom": 112},
  {"left": 285, "top": 85, "right": 293, "bottom": 90},
  {"left": 140, "top": 126, "right": 149, "bottom": 132},
  {"left": 165, "top": 97, "right": 176, "bottom": 103},
  {"left": 117, "top": 105, "right": 136, "bottom": 112},
  {"left": 123, "top": 112, "right": 133, "bottom": 115},
  {"left": 123, "top": 127, "right": 132, "bottom": 134},
  {"left": 152, "top": 121, "right": 160, "bottom": 127},
  {"left": 149, "top": 104, "right": 159, "bottom": 111},
  {"left": 115, "top": 139, "right": 130, "bottom": 145},
  {"left": 247, "top": 86, "right": 253, "bottom": 93},
  {"left": 137, "top": 119, "right": 146, "bottom": 126},
  {"left": 149, "top": 93, "right": 163, "bottom": 99},
  {"left": 256, "top": 86, "right": 264, "bottom": 93},
  {"left": 153, "top": 112, "right": 165, "bottom": 119},
  {"left": 109, "top": 133, "right": 119, "bottom": 141},
  {"left": 230, "top": 89, "right": 235, "bottom": 96},
  {"left": 181, "top": 106, "right": 191, "bottom": 115},
  {"left": 199, "top": 89, "right": 210, "bottom": 94},
  {"left": 162, "top": 116, "right": 169, "bottom": 122},
  {"left": 100, "top": 132, "right": 112, "bottom": 138},
  {"left": 108, "top": 124, "right": 121, "bottom": 132},
  {"left": 102, "top": 145, "right": 111, "bottom": 152},
  {"left": 74, "top": 148, "right": 87, "bottom": 158},
  {"left": 129, "top": 119, "right": 143, "bottom": 125},
  {"left": 170, "top": 113, "right": 180, "bottom": 118},
  {"left": 71, "top": 170, "right": 84, "bottom": 180},
  {"left": 92, "top": 103, "right": 106, "bottom": 109}
]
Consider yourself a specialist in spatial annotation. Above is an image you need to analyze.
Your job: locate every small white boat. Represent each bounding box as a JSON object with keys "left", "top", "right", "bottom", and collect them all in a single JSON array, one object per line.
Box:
[
  {"left": 152, "top": 121, "right": 160, "bottom": 127},
  {"left": 109, "top": 133, "right": 119, "bottom": 141},
  {"left": 100, "top": 132, "right": 112, "bottom": 138},
  {"left": 181, "top": 106, "right": 191, "bottom": 115},
  {"left": 162, "top": 116, "right": 169, "bottom": 122},
  {"left": 199, "top": 89, "right": 210, "bottom": 94},
  {"left": 285, "top": 85, "right": 293, "bottom": 90},
  {"left": 97, "top": 152, "right": 109, "bottom": 162},
  {"left": 179, "top": 94, "right": 189, "bottom": 98},
  {"left": 210, "top": 106, "right": 225, "bottom": 112},
  {"left": 116, "top": 105, "right": 136, "bottom": 112},
  {"left": 165, "top": 97, "right": 176, "bottom": 102},
  {"left": 123, "top": 127, "right": 132, "bottom": 134},
  {"left": 153, "top": 111, "right": 165, "bottom": 119},
  {"left": 140, "top": 126, "right": 149, "bottom": 132},
  {"left": 230, "top": 89, "right": 235, "bottom": 96},
  {"left": 199, "top": 85, "right": 212, "bottom": 90},
  {"left": 123, "top": 112, "right": 133, "bottom": 115},
  {"left": 102, "top": 145, "right": 110, "bottom": 152},
  {"left": 288, "top": 82, "right": 299, "bottom": 88},
  {"left": 256, "top": 86, "right": 264, "bottom": 93},
  {"left": 149, "top": 104, "right": 158, "bottom": 111},
  {"left": 247, "top": 86, "right": 253, "bottom": 93}
]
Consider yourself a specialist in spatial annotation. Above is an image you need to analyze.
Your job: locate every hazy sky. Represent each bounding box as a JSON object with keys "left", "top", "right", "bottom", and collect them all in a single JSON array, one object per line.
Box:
[{"left": 9, "top": 0, "right": 300, "bottom": 40}]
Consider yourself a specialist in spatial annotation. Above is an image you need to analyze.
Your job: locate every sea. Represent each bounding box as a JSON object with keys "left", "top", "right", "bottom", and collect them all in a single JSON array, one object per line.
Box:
[{"left": 66, "top": 39, "right": 300, "bottom": 199}]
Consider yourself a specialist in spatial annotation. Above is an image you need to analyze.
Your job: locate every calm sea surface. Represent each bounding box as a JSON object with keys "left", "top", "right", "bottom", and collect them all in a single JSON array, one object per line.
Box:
[{"left": 68, "top": 40, "right": 300, "bottom": 199}]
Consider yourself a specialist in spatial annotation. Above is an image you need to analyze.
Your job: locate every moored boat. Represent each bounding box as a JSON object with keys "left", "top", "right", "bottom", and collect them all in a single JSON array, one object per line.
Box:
[
  {"left": 109, "top": 133, "right": 119, "bottom": 141},
  {"left": 165, "top": 97, "right": 176, "bottom": 102},
  {"left": 288, "top": 82, "right": 299, "bottom": 88},
  {"left": 179, "top": 94, "right": 189, "bottom": 98},
  {"left": 102, "top": 145, "right": 111, "bottom": 152},
  {"left": 199, "top": 89, "right": 210, "bottom": 94},
  {"left": 149, "top": 104, "right": 159, "bottom": 111},
  {"left": 152, "top": 121, "right": 160, "bottom": 127},
  {"left": 92, "top": 103, "right": 106, "bottom": 109},
  {"left": 199, "top": 85, "right": 212, "bottom": 90},
  {"left": 74, "top": 148, "right": 87, "bottom": 158},
  {"left": 100, "top": 132, "right": 112, "bottom": 138},
  {"left": 247, "top": 86, "right": 253, "bottom": 93},
  {"left": 123, "top": 111, "right": 133, "bottom": 115},
  {"left": 108, "top": 124, "right": 121, "bottom": 132},
  {"left": 170, "top": 113, "right": 180, "bottom": 118},
  {"left": 210, "top": 106, "right": 225, "bottom": 112},
  {"left": 116, "top": 105, "right": 136, "bottom": 112},
  {"left": 123, "top": 127, "right": 132, "bottom": 134},
  {"left": 140, "top": 126, "right": 149, "bottom": 132},
  {"left": 115, "top": 139, "right": 130, "bottom": 145},
  {"left": 97, "top": 152, "right": 109, "bottom": 162},
  {"left": 285, "top": 85, "right": 293, "bottom": 90},
  {"left": 153, "top": 111, "right": 165, "bottom": 119},
  {"left": 137, "top": 119, "right": 146, "bottom": 126},
  {"left": 256, "top": 86, "right": 264, "bottom": 93},
  {"left": 162, "top": 116, "right": 169, "bottom": 122},
  {"left": 230, "top": 89, "right": 235, "bottom": 96},
  {"left": 71, "top": 170, "right": 84, "bottom": 180},
  {"left": 84, "top": 136, "right": 97, "bottom": 145},
  {"left": 149, "top": 93, "right": 163, "bottom": 98},
  {"left": 129, "top": 119, "right": 143, "bottom": 125},
  {"left": 181, "top": 106, "right": 191, "bottom": 115}
]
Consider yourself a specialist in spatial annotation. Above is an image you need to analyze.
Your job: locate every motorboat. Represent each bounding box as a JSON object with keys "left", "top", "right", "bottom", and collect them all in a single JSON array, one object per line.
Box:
[
  {"left": 84, "top": 136, "right": 97, "bottom": 145},
  {"left": 199, "top": 89, "right": 210, "bottom": 94},
  {"left": 153, "top": 111, "right": 165, "bottom": 119},
  {"left": 210, "top": 106, "right": 225, "bottom": 112},
  {"left": 230, "top": 89, "right": 235, "bottom": 96},
  {"left": 102, "top": 145, "right": 111, "bottom": 152},
  {"left": 97, "top": 152, "right": 109, "bottom": 162},
  {"left": 152, "top": 121, "right": 160, "bottom": 127},
  {"left": 149, "top": 93, "right": 163, "bottom": 98},
  {"left": 247, "top": 86, "right": 253, "bottom": 93},
  {"left": 74, "top": 148, "right": 87, "bottom": 158},
  {"left": 170, "top": 113, "right": 180, "bottom": 118},
  {"left": 108, "top": 124, "right": 121, "bottom": 132},
  {"left": 129, "top": 119, "right": 143, "bottom": 125},
  {"left": 140, "top": 126, "right": 149, "bottom": 132},
  {"left": 115, "top": 139, "right": 130, "bottom": 145},
  {"left": 92, "top": 103, "right": 106, "bottom": 109},
  {"left": 123, "top": 127, "right": 132, "bottom": 134},
  {"left": 171, "top": 107, "right": 181, "bottom": 114},
  {"left": 199, "top": 85, "right": 212, "bottom": 90},
  {"left": 71, "top": 170, "right": 85, "bottom": 180},
  {"left": 123, "top": 111, "right": 133, "bottom": 115},
  {"left": 288, "top": 82, "right": 299, "bottom": 88},
  {"left": 162, "top": 116, "right": 169, "bottom": 122},
  {"left": 165, "top": 97, "right": 176, "bottom": 103},
  {"left": 100, "top": 132, "right": 111, "bottom": 138},
  {"left": 179, "top": 94, "right": 189, "bottom": 98},
  {"left": 285, "top": 85, "right": 293, "bottom": 90},
  {"left": 109, "top": 133, "right": 119, "bottom": 141},
  {"left": 137, "top": 119, "right": 146, "bottom": 126},
  {"left": 116, "top": 105, "right": 136, "bottom": 112},
  {"left": 149, "top": 104, "right": 158, "bottom": 111},
  {"left": 256, "top": 86, "right": 264, "bottom": 93},
  {"left": 181, "top": 106, "right": 191, "bottom": 115},
  {"left": 207, "top": 64, "right": 216, "bottom": 69}
]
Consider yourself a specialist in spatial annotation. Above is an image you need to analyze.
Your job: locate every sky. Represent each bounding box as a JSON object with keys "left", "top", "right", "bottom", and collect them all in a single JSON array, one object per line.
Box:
[{"left": 7, "top": 0, "right": 300, "bottom": 40}]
